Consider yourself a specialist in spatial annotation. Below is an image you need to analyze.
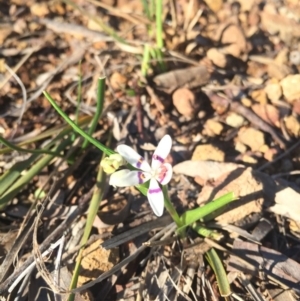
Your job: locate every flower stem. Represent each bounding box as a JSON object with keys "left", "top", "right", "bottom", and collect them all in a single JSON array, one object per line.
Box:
[{"left": 162, "top": 186, "right": 182, "bottom": 227}]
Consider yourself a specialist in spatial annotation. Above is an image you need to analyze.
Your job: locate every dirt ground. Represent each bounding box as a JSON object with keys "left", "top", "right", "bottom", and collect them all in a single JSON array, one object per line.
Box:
[{"left": 0, "top": 0, "right": 300, "bottom": 300}]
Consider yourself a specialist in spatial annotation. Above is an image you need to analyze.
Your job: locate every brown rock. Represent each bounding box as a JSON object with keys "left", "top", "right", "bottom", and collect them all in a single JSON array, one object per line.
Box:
[
  {"left": 264, "top": 82, "right": 282, "bottom": 102},
  {"left": 204, "top": 119, "right": 224, "bottom": 136},
  {"left": 280, "top": 74, "right": 300, "bottom": 103},
  {"left": 110, "top": 72, "right": 127, "bottom": 90},
  {"left": 204, "top": 0, "right": 223, "bottom": 12},
  {"left": 220, "top": 25, "right": 247, "bottom": 57},
  {"left": 207, "top": 48, "right": 227, "bottom": 68},
  {"left": 284, "top": 115, "right": 300, "bottom": 137},
  {"left": 172, "top": 88, "right": 197, "bottom": 117},
  {"left": 197, "top": 168, "right": 275, "bottom": 225},
  {"left": 238, "top": 128, "right": 265, "bottom": 151},
  {"left": 30, "top": 2, "right": 49, "bottom": 17},
  {"left": 226, "top": 113, "right": 245, "bottom": 128},
  {"left": 250, "top": 89, "right": 268, "bottom": 104},
  {"left": 192, "top": 144, "right": 225, "bottom": 162}
]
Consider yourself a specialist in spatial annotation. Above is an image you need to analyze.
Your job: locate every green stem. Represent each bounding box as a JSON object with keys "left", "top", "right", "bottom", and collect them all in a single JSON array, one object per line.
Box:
[
  {"left": 82, "top": 77, "right": 105, "bottom": 149},
  {"left": 162, "top": 186, "right": 182, "bottom": 227},
  {"left": 43, "top": 91, "right": 114, "bottom": 156}
]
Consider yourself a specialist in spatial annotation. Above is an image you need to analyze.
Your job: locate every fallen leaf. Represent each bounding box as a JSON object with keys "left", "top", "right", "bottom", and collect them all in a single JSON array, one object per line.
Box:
[
  {"left": 173, "top": 160, "right": 242, "bottom": 184},
  {"left": 252, "top": 103, "right": 280, "bottom": 127}
]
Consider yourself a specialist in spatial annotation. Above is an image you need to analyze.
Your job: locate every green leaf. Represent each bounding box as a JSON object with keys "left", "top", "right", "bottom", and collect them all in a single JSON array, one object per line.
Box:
[
  {"left": 178, "top": 192, "right": 236, "bottom": 230},
  {"left": 206, "top": 248, "right": 231, "bottom": 297}
]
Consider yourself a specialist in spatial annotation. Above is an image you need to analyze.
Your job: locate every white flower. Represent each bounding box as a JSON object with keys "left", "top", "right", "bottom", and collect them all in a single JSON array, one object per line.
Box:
[{"left": 109, "top": 135, "right": 173, "bottom": 216}]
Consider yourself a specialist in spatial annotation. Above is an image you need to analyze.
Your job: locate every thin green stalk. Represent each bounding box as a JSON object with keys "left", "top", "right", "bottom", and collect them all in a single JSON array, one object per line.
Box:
[
  {"left": 141, "top": 0, "right": 151, "bottom": 19},
  {"left": 43, "top": 91, "right": 114, "bottom": 156},
  {"left": 162, "top": 185, "right": 182, "bottom": 227},
  {"left": 206, "top": 248, "right": 231, "bottom": 297},
  {"left": 0, "top": 136, "right": 63, "bottom": 157},
  {"left": 178, "top": 192, "right": 236, "bottom": 231},
  {"left": 76, "top": 62, "right": 82, "bottom": 123},
  {"left": 155, "top": 0, "right": 163, "bottom": 49},
  {"left": 0, "top": 115, "right": 92, "bottom": 155},
  {"left": 68, "top": 151, "right": 107, "bottom": 301},
  {"left": 82, "top": 77, "right": 105, "bottom": 149},
  {"left": 141, "top": 45, "right": 151, "bottom": 77},
  {"left": 155, "top": 0, "right": 166, "bottom": 71}
]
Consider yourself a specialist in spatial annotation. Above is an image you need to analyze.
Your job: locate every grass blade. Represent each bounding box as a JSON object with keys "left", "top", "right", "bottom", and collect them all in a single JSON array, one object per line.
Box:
[
  {"left": 43, "top": 91, "right": 114, "bottom": 156},
  {"left": 206, "top": 248, "right": 231, "bottom": 297},
  {"left": 178, "top": 192, "right": 236, "bottom": 230}
]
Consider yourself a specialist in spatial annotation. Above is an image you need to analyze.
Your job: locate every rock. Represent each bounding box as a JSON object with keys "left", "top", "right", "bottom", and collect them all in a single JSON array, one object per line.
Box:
[
  {"left": 264, "top": 82, "right": 282, "bottom": 102},
  {"left": 241, "top": 154, "right": 258, "bottom": 164},
  {"left": 241, "top": 97, "right": 252, "bottom": 107},
  {"left": 280, "top": 75, "right": 300, "bottom": 103},
  {"left": 172, "top": 88, "right": 198, "bottom": 117},
  {"left": 289, "top": 50, "right": 300, "bottom": 65},
  {"left": 238, "top": 128, "right": 265, "bottom": 151},
  {"left": 192, "top": 144, "right": 225, "bottom": 162},
  {"left": 207, "top": 48, "right": 227, "bottom": 68},
  {"left": 110, "top": 72, "right": 127, "bottom": 90},
  {"left": 203, "top": 0, "right": 223, "bottom": 13},
  {"left": 284, "top": 115, "right": 300, "bottom": 137},
  {"left": 250, "top": 89, "right": 268, "bottom": 104},
  {"left": 220, "top": 25, "right": 247, "bottom": 57},
  {"left": 204, "top": 119, "right": 224, "bottom": 136},
  {"left": 30, "top": 2, "right": 49, "bottom": 17},
  {"left": 235, "top": 141, "right": 247, "bottom": 153},
  {"left": 226, "top": 113, "right": 245, "bottom": 128},
  {"left": 264, "top": 147, "right": 279, "bottom": 161}
]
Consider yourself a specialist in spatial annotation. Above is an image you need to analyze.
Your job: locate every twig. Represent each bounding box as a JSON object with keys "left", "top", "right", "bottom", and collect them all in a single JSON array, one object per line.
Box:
[{"left": 257, "top": 139, "right": 300, "bottom": 171}]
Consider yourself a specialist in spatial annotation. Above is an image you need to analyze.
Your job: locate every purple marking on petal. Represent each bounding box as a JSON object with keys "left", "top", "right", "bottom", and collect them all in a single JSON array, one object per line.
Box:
[
  {"left": 138, "top": 171, "right": 145, "bottom": 184},
  {"left": 136, "top": 157, "right": 145, "bottom": 168},
  {"left": 149, "top": 187, "right": 162, "bottom": 194},
  {"left": 152, "top": 154, "right": 164, "bottom": 163}
]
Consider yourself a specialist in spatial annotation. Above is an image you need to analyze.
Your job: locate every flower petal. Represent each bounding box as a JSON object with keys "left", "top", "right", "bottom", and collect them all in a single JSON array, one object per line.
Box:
[
  {"left": 109, "top": 169, "right": 150, "bottom": 187},
  {"left": 151, "top": 135, "right": 172, "bottom": 170},
  {"left": 117, "top": 145, "right": 151, "bottom": 172},
  {"left": 147, "top": 178, "right": 164, "bottom": 216},
  {"left": 156, "top": 163, "right": 173, "bottom": 185}
]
